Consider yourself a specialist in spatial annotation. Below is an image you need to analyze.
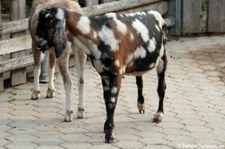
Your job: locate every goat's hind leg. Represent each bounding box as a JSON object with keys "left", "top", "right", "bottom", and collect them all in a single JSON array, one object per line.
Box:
[
  {"left": 58, "top": 46, "right": 73, "bottom": 122},
  {"left": 31, "top": 42, "right": 41, "bottom": 100},
  {"left": 102, "top": 74, "right": 122, "bottom": 143},
  {"left": 153, "top": 53, "right": 167, "bottom": 123},
  {"left": 46, "top": 51, "right": 56, "bottom": 98},
  {"left": 136, "top": 76, "right": 145, "bottom": 113},
  {"left": 74, "top": 48, "right": 87, "bottom": 119}
]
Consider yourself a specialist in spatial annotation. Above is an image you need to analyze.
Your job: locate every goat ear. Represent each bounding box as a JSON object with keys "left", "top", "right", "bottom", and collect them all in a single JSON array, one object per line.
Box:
[{"left": 53, "top": 20, "right": 67, "bottom": 58}]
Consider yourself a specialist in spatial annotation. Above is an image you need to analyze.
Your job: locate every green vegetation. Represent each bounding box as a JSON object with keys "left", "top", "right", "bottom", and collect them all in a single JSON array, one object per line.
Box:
[
  {"left": 1, "top": 0, "right": 9, "bottom": 13},
  {"left": 201, "top": 0, "right": 208, "bottom": 11}
]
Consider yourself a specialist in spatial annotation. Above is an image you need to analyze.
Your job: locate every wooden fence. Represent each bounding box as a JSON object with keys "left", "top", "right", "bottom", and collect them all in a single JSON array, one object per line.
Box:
[
  {"left": 180, "top": 0, "right": 225, "bottom": 34},
  {"left": 0, "top": 0, "right": 170, "bottom": 92}
]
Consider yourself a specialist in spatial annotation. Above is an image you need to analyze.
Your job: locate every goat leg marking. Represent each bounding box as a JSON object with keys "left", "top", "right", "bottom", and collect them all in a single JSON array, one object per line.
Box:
[{"left": 136, "top": 76, "right": 145, "bottom": 113}]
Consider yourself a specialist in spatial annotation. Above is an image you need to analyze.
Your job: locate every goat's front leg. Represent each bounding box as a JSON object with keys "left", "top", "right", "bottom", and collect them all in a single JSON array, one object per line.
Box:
[
  {"left": 46, "top": 51, "right": 56, "bottom": 98},
  {"left": 58, "top": 50, "right": 73, "bottom": 122},
  {"left": 153, "top": 53, "right": 167, "bottom": 123},
  {"left": 101, "top": 73, "right": 122, "bottom": 143},
  {"left": 31, "top": 42, "right": 41, "bottom": 100},
  {"left": 74, "top": 48, "right": 87, "bottom": 119},
  {"left": 136, "top": 76, "right": 145, "bottom": 113}
]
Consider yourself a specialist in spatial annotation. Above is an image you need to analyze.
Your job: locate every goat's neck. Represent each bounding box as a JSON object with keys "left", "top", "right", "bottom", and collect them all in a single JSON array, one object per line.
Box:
[
  {"left": 66, "top": 12, "right": 99, "bottom": 56},
  {"left": 66, "top": 12, "right": 95, "bottom": 40}
]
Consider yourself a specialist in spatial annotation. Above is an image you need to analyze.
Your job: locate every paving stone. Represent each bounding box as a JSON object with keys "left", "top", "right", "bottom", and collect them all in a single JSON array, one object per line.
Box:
[
  {"left": 36, "top": 146, "right": 64, "bottom": 149},
  {"left": 5, "top": 143, "right": 38, "bottom": 149}
]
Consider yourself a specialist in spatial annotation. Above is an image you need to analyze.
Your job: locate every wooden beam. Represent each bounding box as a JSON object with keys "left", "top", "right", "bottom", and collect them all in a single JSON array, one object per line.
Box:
[
  {"left": 0, "top": 55, "right": 33, "bottom": 73},
  {"left": 11, "top": 68, "right": 27, "bottom": 86},
  {"left": 207, "top": 0, "right": 225, "bottom": 33},
  {"left": 0, "top": 18, "right": 28, "bottom": 35},
  {"left": 101, "top": 0, "right": 117, "bottom": 3},
  {"left": 10, "top": 0, "right": 26, "bottom": 21},
  {"left": 0, "top": 35, "right": 31, "bottom": 55},
  {"left": 85, "top": 0, "right": 99, "bottom": 7},
  {"left": 118, "top": 1, "right": 168, "bottom": 15},
  {"left": 182, "top": 0, "right": 201, "bottom": 34},
  {"left": 82, "top": 0, "right": 165, "bottom": 15}
]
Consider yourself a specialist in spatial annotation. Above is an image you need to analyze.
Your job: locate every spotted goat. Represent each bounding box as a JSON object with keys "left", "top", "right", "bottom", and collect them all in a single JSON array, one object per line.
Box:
[
  {"left": 36, "top": 8, "right": 168, "bottom": 143},
  {"left": 29, "top": 0, "right": 87, "bottom": 121}
]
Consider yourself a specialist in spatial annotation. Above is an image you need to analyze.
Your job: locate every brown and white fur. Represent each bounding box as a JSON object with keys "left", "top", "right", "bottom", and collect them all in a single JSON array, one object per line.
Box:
[
  {"left": 29, "top": 0, "right": 87, "bottom": 121},
  {"left": 36, "top": 8, "right": 168, "bottom": 143}
]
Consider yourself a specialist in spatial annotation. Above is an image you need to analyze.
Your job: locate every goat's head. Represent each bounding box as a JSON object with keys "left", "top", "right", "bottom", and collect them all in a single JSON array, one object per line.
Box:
[{"left": 36, "top": 8, "right": 67, "bottom": 58}]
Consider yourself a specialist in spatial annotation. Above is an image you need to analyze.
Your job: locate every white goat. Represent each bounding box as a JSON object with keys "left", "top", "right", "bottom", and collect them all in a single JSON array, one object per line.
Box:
[
  {"left": 29, "top": 0, "right": 87, "bottom": 121},
  {"left": 36, "top": 8, "right": 167, "bottom": 143}
]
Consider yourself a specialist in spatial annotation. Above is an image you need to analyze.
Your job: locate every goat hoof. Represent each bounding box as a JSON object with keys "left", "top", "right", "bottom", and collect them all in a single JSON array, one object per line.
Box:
[
  {"left": 105, "top": 128, "right": 115, "bottom": 143},
  {"left": 31, "top": 90, "right": 40, "bottom": 100},
  {"left": 153, "top": 112, "right": 164, "bottom": 123},
  {"left": 77, "top": 107, "right": 84, "bottom": 119},
  {"left": 64, "top": 110, "right": 73, "bottom": 122},
  {"left": 137, "top": 103, "right": 145, "bottom": 114},
  {"left": 46, "top": 89, "right": 55, "bottom": 98}
]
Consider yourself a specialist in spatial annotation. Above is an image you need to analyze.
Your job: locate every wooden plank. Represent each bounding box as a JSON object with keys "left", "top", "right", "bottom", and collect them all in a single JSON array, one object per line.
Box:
[
  {"left": 10, "top": 0, "right": 26, "bottom": 21},
  {"left": 85, "top": 0, "right": 99, "bottom": 7},
  {"left": 82, "top": 0, "right": 164, "bottom": 16},
  {"left": 182, "top": 0, "right": 201, "bottom": 34},
  {"left": 0, "top": 18, "right": 28, "bottom": 35},
  {"left": 119, "top": 1, "right": 168, "bottom": 16},
  {"left": 102, "top": 0, "right": 117, "bottom": 3},
  {"left": 207, "top": 0, "right": 225, "bottom": 33},
  {"left": 0, "top": 55, "right": 34, "bottom": 73},
  {"left": 0, "top": 35, "right": 31, "bottom": 55},
  {"left": 10, "top": 0, "right": 26, "bottom": 38},
  {"left": 11, "top": 68, "right": 27, "bottom": 86}
]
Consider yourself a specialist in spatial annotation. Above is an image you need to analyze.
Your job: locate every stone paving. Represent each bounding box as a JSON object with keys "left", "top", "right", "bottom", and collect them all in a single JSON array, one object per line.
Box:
[{"left": 0, "top": 35, "right": 225, "bottom": 149}]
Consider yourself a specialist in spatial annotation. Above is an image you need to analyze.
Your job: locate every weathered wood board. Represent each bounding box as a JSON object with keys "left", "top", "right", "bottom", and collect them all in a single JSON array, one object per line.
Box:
[
  {"left": 0, "top": 35, "right": 31, "bottom": 55},
  {"left": 0, "top": 55, "right": 33, "bottom": 73},
  {"left": 119, "top": 1, "right": 168, "bottom": 16},
  {"left": 85, "top": 0, "right": 99, "bottom": 6},
  {"left": 0, "top": 18, "right": 28, "bottom": 35},
  {"left": 182, "top": 0, "right": 201, "bottom": 34},
  {"left": 11, "top": 69, "right": 27, "bottom": 86},
  {"left": 83, "top": 0, "right": 164, "bottom": 16},
  {"left": 101, "top": 0, "right": 117, "bottom": 3},
  {"left": 207, "top": 0, "right": 225, "bottom": 33}
]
